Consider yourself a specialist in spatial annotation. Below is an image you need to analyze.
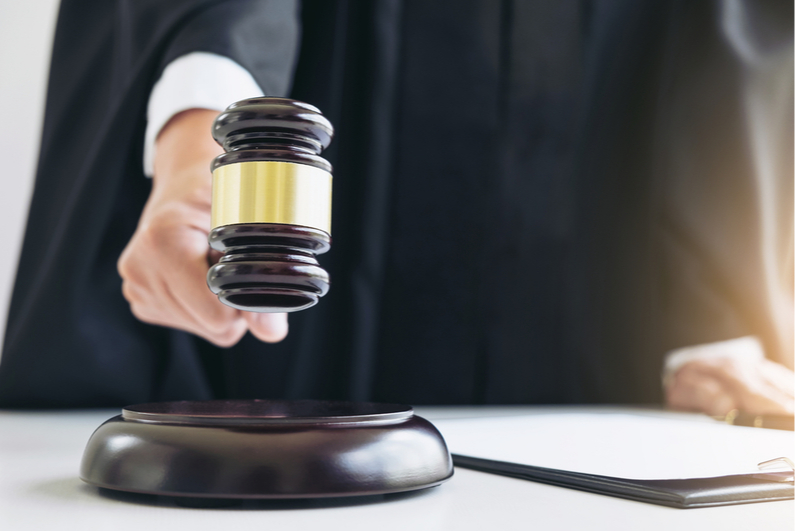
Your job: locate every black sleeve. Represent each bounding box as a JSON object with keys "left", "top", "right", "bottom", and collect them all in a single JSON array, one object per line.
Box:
[
  {"left": 155, "top": 0, "right": 300, "bottom": 97},
  {"left": 0, "top": 0, "right": 300, "bottom": 408}
]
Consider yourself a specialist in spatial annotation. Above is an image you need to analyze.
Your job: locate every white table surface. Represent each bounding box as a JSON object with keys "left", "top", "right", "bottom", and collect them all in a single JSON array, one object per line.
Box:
[{"left": 1, "top": 406, "right": 792, "bottom": 531}]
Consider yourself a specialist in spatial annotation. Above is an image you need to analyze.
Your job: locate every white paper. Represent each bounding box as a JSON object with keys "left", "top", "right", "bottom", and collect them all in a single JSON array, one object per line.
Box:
[{"left": 433, "top": 412, "right": 794, "bottom": 480}]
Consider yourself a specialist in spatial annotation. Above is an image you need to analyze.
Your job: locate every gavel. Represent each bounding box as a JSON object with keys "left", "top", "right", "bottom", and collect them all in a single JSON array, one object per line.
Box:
[{"left": 206, "top": 97, "right": 334, "bottom": 313}]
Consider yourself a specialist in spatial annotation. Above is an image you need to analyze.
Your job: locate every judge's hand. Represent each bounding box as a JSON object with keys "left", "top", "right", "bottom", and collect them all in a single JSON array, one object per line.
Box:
[
  {"left": 118, "top": 109, "right": 288, "bottom": 346},
  {"left": 665, "top": 356, "right": 794, "bottom": 416}
]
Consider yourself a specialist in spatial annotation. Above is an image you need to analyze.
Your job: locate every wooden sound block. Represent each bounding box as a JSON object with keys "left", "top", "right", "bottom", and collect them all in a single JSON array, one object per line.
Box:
[{"left": 80, "top": 400, "right": 454, "bottom": 500}]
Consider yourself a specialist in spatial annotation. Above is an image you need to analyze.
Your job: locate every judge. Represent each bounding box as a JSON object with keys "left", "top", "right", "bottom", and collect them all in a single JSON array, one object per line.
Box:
[{"left": 0, "top": 0, "right": 792, "bottom": 415}]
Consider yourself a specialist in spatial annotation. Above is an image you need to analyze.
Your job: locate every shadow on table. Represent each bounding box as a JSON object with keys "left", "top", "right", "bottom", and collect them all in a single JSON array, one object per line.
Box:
[
  {"left": 29, "top": 476, "right": 438, "bottom": 510},
  {"left": 28, "top": 476, "right": 98, "bottom": 502}
]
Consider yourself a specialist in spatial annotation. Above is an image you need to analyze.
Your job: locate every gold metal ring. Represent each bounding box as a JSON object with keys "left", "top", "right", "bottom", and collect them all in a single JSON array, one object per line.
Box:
[{"left": 211, "top": 161, "right": 332, "bottom": 233}]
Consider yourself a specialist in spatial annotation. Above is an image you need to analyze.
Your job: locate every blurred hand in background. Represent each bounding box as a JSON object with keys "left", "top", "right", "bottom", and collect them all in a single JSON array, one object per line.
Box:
[{"left": 664, "top": 337, "right": 794, "bottom": 416}]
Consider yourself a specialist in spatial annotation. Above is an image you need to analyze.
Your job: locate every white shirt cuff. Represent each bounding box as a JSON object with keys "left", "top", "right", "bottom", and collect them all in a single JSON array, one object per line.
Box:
[
  {"left": 662, "top": 336, "right": 765, "bottom": 388},
  {"left": 143, "top": 52, "right": 264, "bottom": 177}
]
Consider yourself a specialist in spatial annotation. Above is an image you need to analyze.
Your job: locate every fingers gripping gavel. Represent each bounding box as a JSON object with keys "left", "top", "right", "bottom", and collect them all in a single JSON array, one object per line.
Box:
[{"left": 118, "top": 99, "right": 332, "bottom": 346}]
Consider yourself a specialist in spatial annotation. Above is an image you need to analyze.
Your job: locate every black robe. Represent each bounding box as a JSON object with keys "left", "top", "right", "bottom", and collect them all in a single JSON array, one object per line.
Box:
[{"left": 1, "top": 0, "right": 791, "bottom": 407}]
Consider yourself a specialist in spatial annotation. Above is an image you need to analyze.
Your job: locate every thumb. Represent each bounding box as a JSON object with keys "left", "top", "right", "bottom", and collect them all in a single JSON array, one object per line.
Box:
[{"left": 243, "top": 312, "right": 289, "bottom": 343}]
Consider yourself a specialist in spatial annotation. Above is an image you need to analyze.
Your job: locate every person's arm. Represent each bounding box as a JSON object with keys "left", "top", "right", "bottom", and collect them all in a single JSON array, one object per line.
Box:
[
  {"left": 115, "top": 0, "right": 299, "bottom": 347},
  {"left": 663, "top": 337, "right": 794, "bottom": 416},
  {"left": 661, "top": 1, "right": 794, "bottom": 419},
  {"left": 118, "top": 108, "right": 288, "bottom": 346}
]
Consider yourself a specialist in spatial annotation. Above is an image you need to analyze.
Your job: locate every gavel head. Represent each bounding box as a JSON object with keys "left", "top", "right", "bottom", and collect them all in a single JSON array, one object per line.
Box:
[{"left": 206, "top": 97, "right": 334, "bottom": 313}]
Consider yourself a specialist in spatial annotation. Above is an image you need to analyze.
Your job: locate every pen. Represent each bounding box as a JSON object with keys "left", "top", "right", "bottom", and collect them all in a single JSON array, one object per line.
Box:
[{"left": 715, "top": 410, "right": 794, "bottom": 431}]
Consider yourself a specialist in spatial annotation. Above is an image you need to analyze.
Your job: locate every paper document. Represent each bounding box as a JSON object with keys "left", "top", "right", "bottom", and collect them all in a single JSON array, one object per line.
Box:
[{"left": 433, "top": 412, "right": 794, "bottom": 480}]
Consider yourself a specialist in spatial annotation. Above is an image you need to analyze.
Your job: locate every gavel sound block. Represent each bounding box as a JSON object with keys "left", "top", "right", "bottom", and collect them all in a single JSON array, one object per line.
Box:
[{"left": 207, "top": 98, "right": 334, "bottom": 313}]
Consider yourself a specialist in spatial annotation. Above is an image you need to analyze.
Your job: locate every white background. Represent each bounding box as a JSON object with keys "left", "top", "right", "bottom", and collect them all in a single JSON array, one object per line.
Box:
[{"left": 0, "top": 0, "right": 60, "bottom": 354}]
